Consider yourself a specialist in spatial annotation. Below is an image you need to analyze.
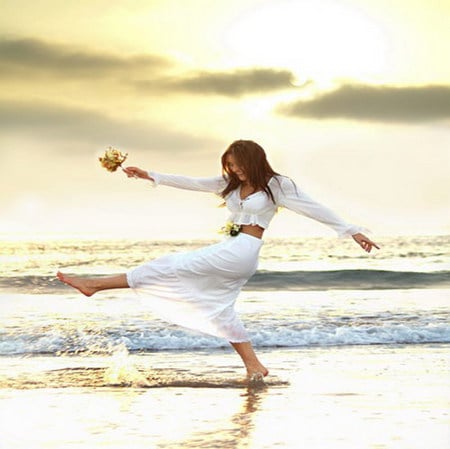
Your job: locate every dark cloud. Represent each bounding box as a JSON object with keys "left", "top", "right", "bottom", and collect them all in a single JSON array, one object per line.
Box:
[
  {"left": 134, "top": 68, "right": 297, "bottom": 97},
  {"left": 0, "top": 37, "right": 171, "bottom": 79},
  {"left": 1, "top": 37, "right": 299, "bottom": 97},
  {"left": 278, "top": 84, "right": 450, "bottom": 123},
  {"left": 0, "top": 100, "right": 219, "bottom": 153}
]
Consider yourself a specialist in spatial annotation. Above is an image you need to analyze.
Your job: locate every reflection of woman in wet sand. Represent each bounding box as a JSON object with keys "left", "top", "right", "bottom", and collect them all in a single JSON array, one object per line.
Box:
[
  {"left": 181, "top": 386, "right": 265, "bottom": 448},
  {"left": 57, "top": 140, "right": 379, "bottom": 381}
]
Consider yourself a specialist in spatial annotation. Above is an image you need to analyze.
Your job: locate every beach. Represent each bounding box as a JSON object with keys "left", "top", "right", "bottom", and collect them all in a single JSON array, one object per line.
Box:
[
  {"left": 0, "top": 235, "right": 449, "bottom": 448},
  {"left": 2, "top": 0, "right": 449, "bottom": 446},
  {"left": 0, "top": 345, "right": 448, "bottom": 448}
]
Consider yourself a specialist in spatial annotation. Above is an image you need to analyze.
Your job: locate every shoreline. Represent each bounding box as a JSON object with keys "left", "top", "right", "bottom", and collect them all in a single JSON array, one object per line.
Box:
[
  {"left": 1, "top": 343, "right": 448, "bottom": 449},
  {"left": 1, "top": 342, "right": 448, "bottom": 389}
]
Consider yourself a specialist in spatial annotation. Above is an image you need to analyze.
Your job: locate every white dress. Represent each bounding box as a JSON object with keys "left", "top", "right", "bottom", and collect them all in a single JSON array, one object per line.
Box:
[{"left": 127, "top": 172, "right": 366, "bottom": 342}]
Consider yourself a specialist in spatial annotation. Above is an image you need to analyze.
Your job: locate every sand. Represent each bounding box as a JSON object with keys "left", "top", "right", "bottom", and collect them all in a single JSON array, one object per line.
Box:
[{"left": 0, "top": 343, "right": 448, "bottom": 449}]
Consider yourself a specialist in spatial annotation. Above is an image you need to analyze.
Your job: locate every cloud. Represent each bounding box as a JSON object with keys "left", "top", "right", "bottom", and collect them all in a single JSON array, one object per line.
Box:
[
  {"left": 0, "top": 100, "right": 219, "bottom": 153},
  {"left": 1, "top": 37, "right": 299, "bottom": 97},
  {"left": 0, "top": 37, "right": 171, "bottom": 79},
  {"left": 278, "top": 84, "right": 450, "bottom": 123},
  {"left": 134, "top": 68, "right": 297, "bottom": 97}
]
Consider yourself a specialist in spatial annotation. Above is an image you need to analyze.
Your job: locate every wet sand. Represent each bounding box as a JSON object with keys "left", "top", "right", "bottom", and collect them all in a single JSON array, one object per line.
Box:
[{"left": 0, "top": 344, "right": 448, "bottom": 449}]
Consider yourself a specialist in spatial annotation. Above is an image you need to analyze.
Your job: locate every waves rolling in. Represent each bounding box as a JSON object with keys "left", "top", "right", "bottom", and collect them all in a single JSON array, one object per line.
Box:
[
  {"left": 1, "top": 236, "right": 449, "bottom": 360},
  {"left": 1, "top": 317, "right": 449, "bottom": 356},
  {"left": 248, "top": 269, "right": 450, "bottom": 290},
  {"left": 1, "top": 269, "right": 449, "bottom": 294}
]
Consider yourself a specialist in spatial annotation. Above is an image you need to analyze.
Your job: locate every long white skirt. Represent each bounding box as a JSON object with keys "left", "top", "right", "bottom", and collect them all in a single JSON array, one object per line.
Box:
[{"left": 126, "top": 233, "right": 263, "bottom": 342}]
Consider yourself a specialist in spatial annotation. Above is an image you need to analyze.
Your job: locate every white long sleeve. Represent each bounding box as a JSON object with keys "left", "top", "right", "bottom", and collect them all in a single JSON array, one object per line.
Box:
[
  {"left": 146, "top": 171, "right": 367, "bottom": 237},
  {"left": 148, "top": 171, "right": 227, "bottom": 195},
  {"left": 274, "top": 176, "right": 366, "bottom": 238}
]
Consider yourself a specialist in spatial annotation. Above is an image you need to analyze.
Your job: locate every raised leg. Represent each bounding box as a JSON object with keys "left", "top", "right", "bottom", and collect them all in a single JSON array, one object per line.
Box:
[
  {"left": 56, "top": 271, "right": 129, "bottom": 297},
  {"left": 231, "top": 341, "right": 269, "bottom": 378}
]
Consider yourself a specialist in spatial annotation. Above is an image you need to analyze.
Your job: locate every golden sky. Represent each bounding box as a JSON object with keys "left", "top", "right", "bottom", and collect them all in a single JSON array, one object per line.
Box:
[{"left": 0, "top": 0, "right": 449, "bottom": 239}]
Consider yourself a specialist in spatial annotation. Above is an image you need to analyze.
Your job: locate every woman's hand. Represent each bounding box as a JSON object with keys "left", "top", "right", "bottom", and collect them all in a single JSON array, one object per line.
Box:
[
  {"left": 122, "top": 166, "right": 150, "bottom": 180},
  {"left": 352, "top": 233, "right": 380, "bottom": 253}
]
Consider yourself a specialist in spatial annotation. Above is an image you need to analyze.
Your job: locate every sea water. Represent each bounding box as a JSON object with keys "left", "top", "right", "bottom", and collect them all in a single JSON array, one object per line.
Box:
[
  {"left": 0, "top": 235, "right": 449, "bottom": 448},
  {"left": 1, "top": 235, "right": 449, "bottom": 356}
]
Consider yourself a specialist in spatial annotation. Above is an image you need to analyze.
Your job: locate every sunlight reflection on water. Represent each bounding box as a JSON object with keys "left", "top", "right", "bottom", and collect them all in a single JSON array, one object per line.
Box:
[{"left": 0, "top": 346, "right": 449, "bottom": 449}]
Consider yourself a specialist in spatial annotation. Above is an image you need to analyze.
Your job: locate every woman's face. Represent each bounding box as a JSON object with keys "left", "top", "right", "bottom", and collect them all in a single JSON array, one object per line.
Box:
[{"left": 225, "top": 154, "right": 247, "bottom": 182}]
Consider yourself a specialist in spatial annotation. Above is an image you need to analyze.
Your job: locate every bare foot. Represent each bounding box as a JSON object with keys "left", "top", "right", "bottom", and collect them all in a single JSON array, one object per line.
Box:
[
  {"left": 56, "top": 271, "right": 97, "bottom": 297},
  {"left": 247, "top": 367, "right": 269, "bottom": 387},
  {"left": 246, "top": 363, "right": 269, "bottom": 380},
  {"left": 248, "top": 372, "right": 266, "bottom": 386}
]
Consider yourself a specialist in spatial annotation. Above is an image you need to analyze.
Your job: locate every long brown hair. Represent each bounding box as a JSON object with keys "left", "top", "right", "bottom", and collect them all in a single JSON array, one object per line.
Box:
[{"left": 221, "top": 140, "right": 279, "bottom": 202}]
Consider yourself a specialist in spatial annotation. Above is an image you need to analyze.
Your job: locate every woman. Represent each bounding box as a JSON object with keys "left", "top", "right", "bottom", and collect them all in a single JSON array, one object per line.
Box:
[{"left": 57, "top": 140, "right": 379, "bottom": 380}]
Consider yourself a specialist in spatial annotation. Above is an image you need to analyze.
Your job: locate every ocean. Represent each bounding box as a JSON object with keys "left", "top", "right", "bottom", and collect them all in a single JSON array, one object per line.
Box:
[{"left": 0, "top": 235, "right": 449, "bottom": 448}]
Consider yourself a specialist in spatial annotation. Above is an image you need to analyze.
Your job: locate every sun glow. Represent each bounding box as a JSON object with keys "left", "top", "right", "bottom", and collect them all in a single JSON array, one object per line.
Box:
[{"left": 223, "top": 0, "right": 388, "bottom": 84}]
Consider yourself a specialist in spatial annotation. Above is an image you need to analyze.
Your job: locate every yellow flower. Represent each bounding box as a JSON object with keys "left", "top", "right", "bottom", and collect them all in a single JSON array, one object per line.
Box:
[
  {"left": 219, "top": 222, "right": 242, "bottom": 236},
  {"left": 99, "top": 146, "right": 128, "bottom": 172}
]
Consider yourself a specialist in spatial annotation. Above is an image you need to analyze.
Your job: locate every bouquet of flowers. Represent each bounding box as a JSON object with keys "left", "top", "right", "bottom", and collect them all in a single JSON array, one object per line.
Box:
[
  {"left": 220, "top": 222, "right": 242, "bottom": 237},
  {"left": 99, "top": 147, "right": 128, "bottom": 172}
]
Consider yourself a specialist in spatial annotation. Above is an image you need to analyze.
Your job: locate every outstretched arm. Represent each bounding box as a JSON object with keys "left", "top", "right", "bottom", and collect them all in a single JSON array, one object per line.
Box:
[
  {"left": 274, "top": 176, "right": 380, "bottom": 252},
  {"left": 123, "top": 166, "right": 227, "bottom": 194}
]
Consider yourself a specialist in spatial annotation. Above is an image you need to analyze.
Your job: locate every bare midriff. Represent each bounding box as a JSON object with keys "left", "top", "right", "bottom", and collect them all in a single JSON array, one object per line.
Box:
[{"left": 240, "top": 224, "right": 265, "bottom": 239}]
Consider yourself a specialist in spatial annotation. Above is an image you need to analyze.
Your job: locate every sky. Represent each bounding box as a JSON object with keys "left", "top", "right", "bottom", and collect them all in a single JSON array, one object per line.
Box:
[{"left": 0, "top": 0, "right": 449, "bottom": 240}]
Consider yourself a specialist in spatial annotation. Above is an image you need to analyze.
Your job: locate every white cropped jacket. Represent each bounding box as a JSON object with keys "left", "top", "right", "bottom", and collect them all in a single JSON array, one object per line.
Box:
[{"left": 148, "top": 171, "right": 366, "bottom": 238}]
